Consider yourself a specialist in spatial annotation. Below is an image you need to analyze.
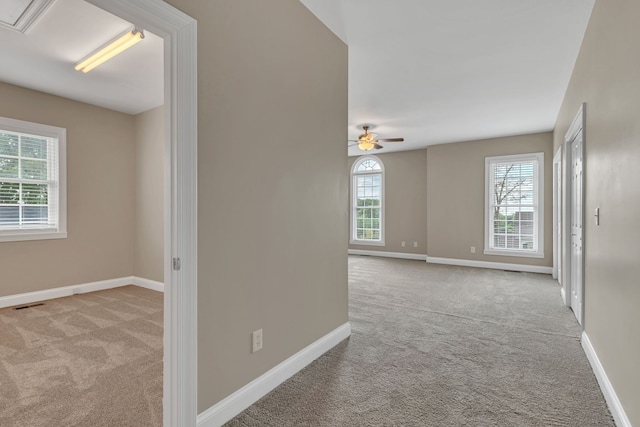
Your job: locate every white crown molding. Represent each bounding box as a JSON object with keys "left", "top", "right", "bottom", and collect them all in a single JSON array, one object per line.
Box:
[
  {"left": 197, "top": 322, "right": 352, "bottom": 427},
  {"left": 581, "top": 332, "right": 631, "bottom": 427},
  {"left": 426, "top": 256, "right": 552, "bottom": 274}
]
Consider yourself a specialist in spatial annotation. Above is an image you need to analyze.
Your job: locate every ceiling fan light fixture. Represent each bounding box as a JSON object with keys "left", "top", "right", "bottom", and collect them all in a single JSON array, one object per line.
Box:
[
  {"left": 358, "top": 140, "right": 375, "bottom": 151},
  {"left": 75, "top": 28, "right": 144, "bottom": 73}
]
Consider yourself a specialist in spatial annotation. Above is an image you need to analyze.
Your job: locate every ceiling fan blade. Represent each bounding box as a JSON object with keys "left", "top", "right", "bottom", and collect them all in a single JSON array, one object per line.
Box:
[
  {"left": 348, "top": 143, "right": 360, "bottom": 147},
  {"left": 373, "top": 143, "right": 383, "bottom": 149},
  {"left": 376, "top": 138, "right": 404, "bottom": 142}
]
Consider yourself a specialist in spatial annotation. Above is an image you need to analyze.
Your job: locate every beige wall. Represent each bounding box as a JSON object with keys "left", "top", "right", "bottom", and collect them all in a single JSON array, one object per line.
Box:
[
  {"left": 347, "top": 133, "right": 553, "bottom": 267},
  {"left": 427, "top": 132, "right": 553, "bottom": 266},
  {"left": 553, "top": 0, "right": 640, "bottom": 423},
  {"left": 163, "top": 0, "right": 348, "bottom": 412},
  {"left": 133, "top": 106, "right": 164, "bottom": 283},
  {"left": 0, "top": 82, "right": 135, "bottom": 296},
  {"left": 348, "top": 150, "right": 428, "bottom": 254}
]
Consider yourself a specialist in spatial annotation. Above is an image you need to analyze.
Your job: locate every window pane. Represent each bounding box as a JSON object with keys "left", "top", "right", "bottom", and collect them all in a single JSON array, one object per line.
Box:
[
  {"left": 0, "top": 206, "right": 19, "bottom": 225},
  {"left": 21, "top": 136, "right": 48, "bottom": 159},
  {"left": 0, "top": 182, "right": 19, "bottom": 203},
  {"left": 0, "top": 157, "right": 19, "bottom": 178},
  {"left": 21, "top": 159, "right": 47, "bottom": 180},
  {"left": 0, "top": 133, "right": 19, "bottom": 156},
  {"left": 22, "top": 183, "right": 48, "bottom": 205},
  {"left": 23, "top": 206, "right": 48, "bottom": 223}
]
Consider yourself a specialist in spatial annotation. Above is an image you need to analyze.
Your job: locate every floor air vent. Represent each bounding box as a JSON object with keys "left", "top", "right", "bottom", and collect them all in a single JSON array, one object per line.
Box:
[{"left": 15, "top": 302, "right": 45, "bottom": 310}]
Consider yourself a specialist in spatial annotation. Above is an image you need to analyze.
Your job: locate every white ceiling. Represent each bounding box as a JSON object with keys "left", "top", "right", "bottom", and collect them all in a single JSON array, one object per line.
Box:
[
  {"left": 0, "top": 0, "right": 163, "bottom": 115},
  {"left": 300, "top": 0, "right": 595, "bottom": 156},
  {"left": 1, "top": 0, "right": 595, "bottom": 151}
]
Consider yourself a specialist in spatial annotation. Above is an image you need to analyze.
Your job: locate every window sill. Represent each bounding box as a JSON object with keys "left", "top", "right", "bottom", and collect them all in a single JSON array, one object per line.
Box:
[
  {"left": 0, "top": 230, "right": 67, "bottom": 243},
  {"left": 483, "top": 248, "right": 544, "bottom": 259},
  {"left": 350, "top": 240, "right": 385, "bottom": 247}
]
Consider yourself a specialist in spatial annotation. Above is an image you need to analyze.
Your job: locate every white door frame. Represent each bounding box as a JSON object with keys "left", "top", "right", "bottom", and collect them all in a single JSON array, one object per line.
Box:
[
  {"left": 563, "top": 103, "right": 586, "bottom": 325},
  {"left": 552, "top": 147, "right": 562, "bottom": 283},
  {"left": 87, "top": 1, "right": 198, "bottom": 425}
]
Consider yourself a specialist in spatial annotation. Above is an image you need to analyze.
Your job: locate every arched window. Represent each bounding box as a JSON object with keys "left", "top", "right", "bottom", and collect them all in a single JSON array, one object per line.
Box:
[{"left": 351, "top": 155, "right": 384, "bottom": 245}]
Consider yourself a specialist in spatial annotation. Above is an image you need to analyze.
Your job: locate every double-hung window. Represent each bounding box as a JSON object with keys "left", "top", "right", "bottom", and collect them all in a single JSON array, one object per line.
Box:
[
  {"left": 351, "top": 155, "right": 384, "bottom": 246},
  {"left": 0, "top": 117, "right": 66, "bottom": 242},
  {"left": 485, "top": 152, "right": 543, "bottom": 258}
]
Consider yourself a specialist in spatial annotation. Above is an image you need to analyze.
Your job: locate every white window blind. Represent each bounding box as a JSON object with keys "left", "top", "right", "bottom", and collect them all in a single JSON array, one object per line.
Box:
[
  {"left": 485, "top": 152, "right": 543, "bottom": 258},
  {"left": 0, "top": 117, "right": 66, "bottom": 242}
]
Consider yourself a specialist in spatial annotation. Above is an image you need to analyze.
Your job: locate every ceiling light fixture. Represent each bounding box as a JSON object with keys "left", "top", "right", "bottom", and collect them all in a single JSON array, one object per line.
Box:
[
  {"left": 358, "top": 139, "right": 375, "bottom": 151},
  {"left": 75, "top": 28, "right": 144, "bottom": 73}
]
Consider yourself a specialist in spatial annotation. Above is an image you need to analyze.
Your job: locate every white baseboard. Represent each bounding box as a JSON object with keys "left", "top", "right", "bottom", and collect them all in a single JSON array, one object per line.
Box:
[
  {"left": 426, "top": 256, "right": 552, "bottom": 274},
  {"left": 132, "top": 276, "right": 165, "bottom": 292},
  {"left": 348, "top": 249, "right": 427, "bottom": 261},
  {"left": 581, "top": 332, "right": 631, "bottom": 427},
  {"left": 0, "top": 276, "right": 164, "bottom": 309},
  {"left": 197, "top": 322, "right": 352, "bottom": 427}
]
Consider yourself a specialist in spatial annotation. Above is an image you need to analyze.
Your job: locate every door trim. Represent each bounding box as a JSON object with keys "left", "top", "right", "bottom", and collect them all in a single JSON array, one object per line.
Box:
[
  {"left": 552, "top": 147, "right": 562, "bottom": 282},
  {"left": 563, "top": 102, "right": 586, "bottom": 325},
  {"left": 86, "top": 1, "right": 198, "bottom": 425}
]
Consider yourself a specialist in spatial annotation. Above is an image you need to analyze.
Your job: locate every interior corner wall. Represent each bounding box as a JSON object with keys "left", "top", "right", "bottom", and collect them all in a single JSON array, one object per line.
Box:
[
  {"left": 133, "top": 106, "right": 164, "bottom": 283},
  {"left": 348, "top": 150, "right": 428, "bottom": 255},
  {"left": 553, "top": 0, "right": 640, "bottom": 423},
  {"left": 0, "top": 82, "right": 135, "bottom": 297},
  {"left": 426, "top": 132, "right": 553, "bottom": 266},
  {"left": 162, "top": 0, "right": 348, "bottom": 412}
]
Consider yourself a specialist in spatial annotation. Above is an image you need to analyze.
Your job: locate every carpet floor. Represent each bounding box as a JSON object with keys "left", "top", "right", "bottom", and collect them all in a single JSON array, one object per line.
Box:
[
  {"left": 0, "top": 285, "right": 163, "bottom": 427},
  {"left": 226, "top": 256, "right": 614, "bottom": 426}
]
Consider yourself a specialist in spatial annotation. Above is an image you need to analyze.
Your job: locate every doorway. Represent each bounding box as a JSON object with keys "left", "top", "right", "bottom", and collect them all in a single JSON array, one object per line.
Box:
[
  {"left": 563, "top": 103, "right": 585, "bottom": 326},
  {"left": 86, "top": 1, "right": 197, "bottom": 425}
]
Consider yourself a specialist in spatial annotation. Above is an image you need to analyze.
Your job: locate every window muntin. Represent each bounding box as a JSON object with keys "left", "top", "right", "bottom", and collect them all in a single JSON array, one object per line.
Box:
[
  {"left": 351, "top": 156, "right": 384, "bottom": 245},
  {"left": 485, "top": 153, "right": 543, "bottom": 258},
  {"left": 0, "top": 117, "right": 66, "bottom": 242}
]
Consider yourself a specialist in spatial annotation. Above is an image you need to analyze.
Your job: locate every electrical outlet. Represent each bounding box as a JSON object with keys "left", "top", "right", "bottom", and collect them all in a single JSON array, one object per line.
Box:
[
  {"left": 252, "top": 329, "right": 263, "bottom": 353},
  {"left": 401, "top": 241, "right": 406, "bottom": 247},
  {"left": 470, "top": 246, "right": 476, "bottom": 253},
  {"left": 413, "top": 241, "right": 418, "bottom": 248}
]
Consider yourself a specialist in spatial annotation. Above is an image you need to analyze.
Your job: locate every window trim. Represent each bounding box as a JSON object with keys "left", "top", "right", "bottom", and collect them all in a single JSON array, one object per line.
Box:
[
  {"left": 350, "top": 155, "right": 385, "bottom": 246},
  {"left": 484, "top": 152, "right": 544, "bottom": 258},
  {"left": 0, "top": 116, "right": 67, "bottom": 242}
]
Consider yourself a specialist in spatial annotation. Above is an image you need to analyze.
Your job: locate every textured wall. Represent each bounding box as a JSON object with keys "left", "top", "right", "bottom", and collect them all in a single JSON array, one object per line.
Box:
[
  {"left": 553, "top": 0, "right": 640, "bottom": 423},
  {"left": 0, "top": 82, "right": 135, "bottom": 296},
  {"left": 134, "top": 106, "right": 164, "bottom": 283},
  {"left": 164, "top": 0, "right": 349, "bottom": 412}
]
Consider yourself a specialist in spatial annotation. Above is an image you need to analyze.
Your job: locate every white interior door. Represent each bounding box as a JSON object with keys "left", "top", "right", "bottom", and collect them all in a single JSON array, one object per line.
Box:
[{"left": 570, "top": 129, "right": 584, "bottom": 324}]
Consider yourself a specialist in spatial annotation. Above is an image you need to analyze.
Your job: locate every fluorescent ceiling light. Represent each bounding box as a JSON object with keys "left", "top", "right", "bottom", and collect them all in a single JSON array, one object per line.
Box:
[{"left": 75, "top": 28, "right": 144, "bottom": 73}]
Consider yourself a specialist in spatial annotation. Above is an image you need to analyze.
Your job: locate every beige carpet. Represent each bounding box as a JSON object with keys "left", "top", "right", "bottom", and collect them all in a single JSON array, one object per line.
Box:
[
  {"left": 226, "top": 256, "right": 615, "bottom": 426},
  {"left": 0, "top": 285, "right": 163, "bottom": 427}
]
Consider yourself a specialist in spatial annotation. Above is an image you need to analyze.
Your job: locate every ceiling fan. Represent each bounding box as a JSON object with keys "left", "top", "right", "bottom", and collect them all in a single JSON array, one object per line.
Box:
[{"left": 349, "top": 125, "right": 404, "bottom": 151}]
